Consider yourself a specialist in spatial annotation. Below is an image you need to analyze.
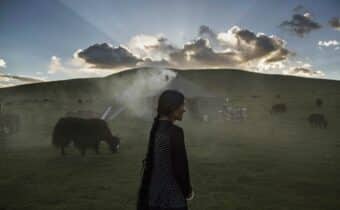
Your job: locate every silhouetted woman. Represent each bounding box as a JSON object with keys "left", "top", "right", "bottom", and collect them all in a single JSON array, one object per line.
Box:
[{"left": 137, "top": 89, "right": 194, "bottom": 210}]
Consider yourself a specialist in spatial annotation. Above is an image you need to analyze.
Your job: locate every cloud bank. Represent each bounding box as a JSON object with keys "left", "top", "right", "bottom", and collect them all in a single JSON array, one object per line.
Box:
[
  {"left": 73, "top": 25, "right": 292, "bottom": 70},
  {"left": 50, "top": 24, "right": 324, "bottom": 79},
  {"left": 0, "top": 74, "right": 45, "bottom": 88}
]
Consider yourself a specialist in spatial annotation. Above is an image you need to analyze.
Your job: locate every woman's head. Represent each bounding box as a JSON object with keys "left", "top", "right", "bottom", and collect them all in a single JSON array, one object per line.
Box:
[{"left": 157, "top": 89, "right": 186, "bottom": 121}]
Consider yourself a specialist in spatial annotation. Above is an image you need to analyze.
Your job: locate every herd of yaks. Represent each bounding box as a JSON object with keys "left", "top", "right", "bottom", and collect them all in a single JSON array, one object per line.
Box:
[
  {"left": 198, "top": 97, "right": 328, "bottom": 129},
  {"left": 0, "top": 96, "right": 330, "bottom": 156},
  {"left": 269, "top": 103, "right": 328, "bottom": 128}
]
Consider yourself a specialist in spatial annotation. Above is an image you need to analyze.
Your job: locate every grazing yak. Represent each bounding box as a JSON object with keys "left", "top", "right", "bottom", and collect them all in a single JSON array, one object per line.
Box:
[
  {"left": 52, "top": 117, "right": 120, "bottom": 156},
  {"left": 270, "top": 103, "right": 287, "bottom": 114},
  {"left": 308, "top": 113, "right": 328, "bottom": 128}
]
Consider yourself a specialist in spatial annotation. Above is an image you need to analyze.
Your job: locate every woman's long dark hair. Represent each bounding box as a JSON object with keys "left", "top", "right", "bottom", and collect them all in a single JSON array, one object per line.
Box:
[{"left": 137, "top": 89, "right": 185, "bottom": 210}]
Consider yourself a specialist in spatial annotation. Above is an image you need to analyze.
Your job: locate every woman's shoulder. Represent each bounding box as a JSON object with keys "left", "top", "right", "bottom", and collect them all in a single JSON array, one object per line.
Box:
[
  {"left": 168, "top": 124, "right": 183, "bottom": 138},
  {"left": 169, "top": 123, "right": 182, "bottom": 131}
]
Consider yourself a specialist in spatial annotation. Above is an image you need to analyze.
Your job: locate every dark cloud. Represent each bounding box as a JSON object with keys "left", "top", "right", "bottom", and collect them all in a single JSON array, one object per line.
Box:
[
  {"left": 199, "top": 25, "right": 216, "bottom": 38},
  {"left": 265, "top": 49, "right": 291, "bottom": 63},
  {"left": 236, "top": 29, "right": 257, "bottom": 43},
  {"left": 169, "top": 38, "right": 240, "bottom": 67},
  {"left": 198, "top": 25, "right": 220, "bottom": 49},
  {"left": 279, "top": 11, "right": 321, "bottom": 37},
  {"left": 77, "top": 43, "right": 142, "bottom": 68},
  {"left": 233, "top": 29, "right": 291, "bottom": 63},
  {"left": 329, "top": 17, "right": 340, "bottom": 30}
]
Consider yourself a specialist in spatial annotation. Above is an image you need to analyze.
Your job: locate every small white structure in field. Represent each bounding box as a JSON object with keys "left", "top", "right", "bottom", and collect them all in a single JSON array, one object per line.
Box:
[
  {"left": 100, "top": 105, "right": 126, "bottom": 121},
  {"left": 241, "top": 107, "right": 248, "bottom": 119},
  {"left": 225, "top": 97, "right": 229, "bottom": 104},
  {"left": 203, "top": 114, "right": 209, "bottom": 122},
  {"left": 101, "top": 106, "right": 112, "bottom": 120},
  {"left": 221, "top": 104, "right": 248, "bottom": 121},
  {"left": 109, "top": 106, "right": 126, "bottom": 120},
  {"left": 224, "top": 106, "right": 233, "bottom": 120}
]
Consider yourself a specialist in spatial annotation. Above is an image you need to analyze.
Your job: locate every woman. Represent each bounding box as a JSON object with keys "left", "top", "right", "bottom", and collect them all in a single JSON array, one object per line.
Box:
[{"left": 137, "top": 89, "right": 194, "bottom": 210}]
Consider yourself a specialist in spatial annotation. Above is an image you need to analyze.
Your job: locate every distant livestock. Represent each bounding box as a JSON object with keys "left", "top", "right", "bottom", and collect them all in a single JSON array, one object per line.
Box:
[
  {"left": 315, "top": 98, "right": 323, "bottom": 108},
  {"left": 270, "top": 103, "right": 287, "bottom": 114},
  {"left": 308, "top": 113, "right": 328, "bottom": 128},
  {"left": 0, "top": 113, "right": 20, "bottom": 136},
  {"left": 52, "top": 117, "right": 120, "bottom": 156}
]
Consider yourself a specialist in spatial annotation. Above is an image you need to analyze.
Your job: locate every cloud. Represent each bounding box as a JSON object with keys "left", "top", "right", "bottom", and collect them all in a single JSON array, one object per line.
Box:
[
  {"left": 77, "top": 43, "right": 142, "bottom": 68},
  {"left": 198, "top": 25, "right": 221, "bottom": 50},
  {"left": 318, "top": 40, "right": 339, "bottom": 47},
  {"left": 318, "top": 40, "right": 340, "bottom": 51},
  {"left": 194, "top": 25, "right": 292, "bottom": 70},
  {"left": 217, "top": 26, "right": 291, "bottom": 63},
  {"left": 75, "top": 25, "right": 291, "bottom": 72},
  {"left": 48, "top": 56, "right": 64, "bottom": 74},
  {"left": 284, "top": 67, "right": 325, "bottom": 78},
  {"left": 0, "top": 56, "right": 47, "bottom": 87},
  {"left": 127, "top": 34, "right": 177, "bottom": 61},
  {"left": 237, "top": 30, "right": 290, "bottom": 62},
  {"left": 137, "top": 58, "right": 171, "bottom": 68},
  {"left": 329, "top": 17, "right": 340, "bottom": 31},
  {"left": 242, "top": 58, "right": 324, "bottom": 79},
  {"left": 61, "top": 24, "right": 326, "bottom": 79},
  {"left": 0, "top": 73, "right": 45, "bottom": 88},
  {"left": 48, "top": 53, "right": 120, "bottom": 79},
  {"left": 169, "top": 38, "right": 242, "bottom": 68},
  {"left": 0, "top": 58, "right": 6, "bottom": 69},
  {"left": 199, "top": 25, "right": 217, "bottom": 40},
  {"left": 279, "top": 7, "right": 321, "bottom": 37}
]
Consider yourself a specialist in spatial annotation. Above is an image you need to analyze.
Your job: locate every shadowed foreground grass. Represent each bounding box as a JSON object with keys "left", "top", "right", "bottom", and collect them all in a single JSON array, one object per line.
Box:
[{"left": 1, "top": 117, "right": 340, "bottom": 210}]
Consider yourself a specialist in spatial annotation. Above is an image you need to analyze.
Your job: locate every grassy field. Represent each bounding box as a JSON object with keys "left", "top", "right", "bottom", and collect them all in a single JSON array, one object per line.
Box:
[
  {"left": 1, "top": 102, "right": 340, "bottom": 210},
  {"left": 1, "top": 68, "right": 340, "bottom": 210}
]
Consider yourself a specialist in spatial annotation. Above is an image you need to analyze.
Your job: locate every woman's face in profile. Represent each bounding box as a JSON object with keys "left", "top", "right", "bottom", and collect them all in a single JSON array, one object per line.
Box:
[{"left": 173, "top": 101, "right": 186, "bottom": 121}]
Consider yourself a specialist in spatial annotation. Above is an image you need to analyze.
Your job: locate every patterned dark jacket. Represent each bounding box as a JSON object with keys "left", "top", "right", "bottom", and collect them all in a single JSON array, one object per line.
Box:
[
  {"left": 137, "top": 120, "right": 192, "bottom": 210},
  {"left": 149, "top": 120, "right": 192, "bottom": 208}
]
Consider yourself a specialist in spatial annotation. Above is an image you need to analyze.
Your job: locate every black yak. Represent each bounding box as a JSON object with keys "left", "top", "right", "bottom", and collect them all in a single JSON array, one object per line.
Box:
[
  {"left": 52, "top": 117, "right": 120, "bottom": 156},
  {"left": 270, "top": 103, "right": 287, "bottom": 114},
  {"left": 308, "top": 113, "right": 328, "bottom": 128}
]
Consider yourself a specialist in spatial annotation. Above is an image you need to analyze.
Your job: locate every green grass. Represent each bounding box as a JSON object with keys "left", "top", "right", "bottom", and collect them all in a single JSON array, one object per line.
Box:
[
  {"left": 1, "top": 83, "right": 340, "bottom": 210},
  {"left": 1, "top": 107, "right": 340, "bottom": 210}
]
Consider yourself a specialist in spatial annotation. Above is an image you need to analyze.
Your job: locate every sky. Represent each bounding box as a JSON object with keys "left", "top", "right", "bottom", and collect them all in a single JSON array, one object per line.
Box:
[{"left": 0, "top": 0, "right": 339, "bottom": 86}]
